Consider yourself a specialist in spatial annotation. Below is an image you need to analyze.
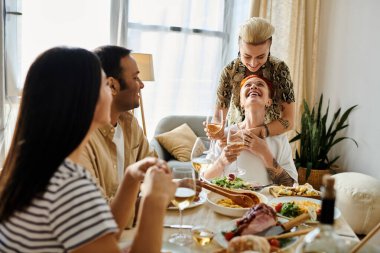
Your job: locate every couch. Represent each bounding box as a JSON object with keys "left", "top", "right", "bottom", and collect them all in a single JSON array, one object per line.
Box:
[{"left": 150, "top": 115, "right": 207, "bottom": 169}]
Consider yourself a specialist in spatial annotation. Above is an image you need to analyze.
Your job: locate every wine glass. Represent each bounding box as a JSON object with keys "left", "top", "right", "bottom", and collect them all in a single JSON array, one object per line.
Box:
[
  {"left": 191, "top": 137, "right": 213, "bottom": 179},
  {"left": 169, "top": 167, "right": 197, "bottom": 246},
  {"left": 226, "top": 126, "right": 246, "bottom": 176},
  {"left": 205, "top": 110, "right": 223, "bottom": 160}
]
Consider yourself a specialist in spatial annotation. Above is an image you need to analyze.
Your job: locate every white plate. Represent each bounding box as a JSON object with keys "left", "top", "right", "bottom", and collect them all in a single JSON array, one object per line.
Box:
[
  {"left": 168, "top": 191, "right": 207, "bottom": 210},
  {"left": 119, "top": 241, "right": 184, "bottom": 253},
  {"left": 214, "top": 218, "right": 299, "bottom": 250},
  {"left": 207, "top": 191, "right": 268, "bottom": 217},
  {"left": 268, "top": 196, "right": 341, "bottom": 223}
]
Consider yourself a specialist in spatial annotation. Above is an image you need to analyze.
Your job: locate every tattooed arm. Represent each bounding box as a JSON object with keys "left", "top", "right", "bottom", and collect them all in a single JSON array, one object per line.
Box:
[
  {"left": 266, "top": 158, "right": 294, "bottom": 186},
  {"left": 243, "top": 132, "right": 296, "bottom": 186},
  {"left": 265, "top": 101, "right": 295, "bottom": 137}
]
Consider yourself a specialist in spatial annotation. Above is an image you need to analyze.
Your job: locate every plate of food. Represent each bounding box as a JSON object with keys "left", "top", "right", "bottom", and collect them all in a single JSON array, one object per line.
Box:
[
  {"left": 269, "top": 196, "right": 341, "bottom": 223},
  {"left": 167, "top": 190, "right": 207, "bottom": 210},
  {"left": 269, "top": 184, "right": 321, "bottom": 199},
  {"left": 214, "top": 203, "right": 300, "bottom": 252},
  {"left": 207, "top": 191, "right": 268, "bottom": 217},
  {"left": 208, "top": 175, "right": 267, "bottom": 191}
]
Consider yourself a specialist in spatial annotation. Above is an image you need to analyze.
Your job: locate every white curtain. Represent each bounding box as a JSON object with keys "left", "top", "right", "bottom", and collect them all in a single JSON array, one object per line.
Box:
[
  {"left": 110, "top": 0, "right": 129, "bottom": 46},
  {"left": 1, "top": 0, "right": 22, "bottom": 166},
  {"left": 1, "top": 0, "right": 111, "bottom": 163},
  {"left": 124, "top": 0, "right": 250, "bottom": 139}
]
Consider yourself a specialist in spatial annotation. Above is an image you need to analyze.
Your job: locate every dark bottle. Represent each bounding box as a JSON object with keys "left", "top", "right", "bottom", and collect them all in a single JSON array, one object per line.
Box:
[{"left": 301, "top": 175, "right": 339, "bottom": 253}]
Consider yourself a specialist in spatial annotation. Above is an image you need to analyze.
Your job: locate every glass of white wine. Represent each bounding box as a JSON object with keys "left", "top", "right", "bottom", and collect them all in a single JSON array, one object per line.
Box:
[
  {"left": 205, "top": 110, "right": 223, "bottom": 160},
  {"left": 191, "top": 226, "right": 215, "bottom": 246},
  {"left": 169, "top": 167, "right": 197, "bottom": 246},
  {"left": 226, "top": 126, "right": 246, "bottom": 176},
  {"left": 191, "top": 137, "right": 213, "bottom": 179}
]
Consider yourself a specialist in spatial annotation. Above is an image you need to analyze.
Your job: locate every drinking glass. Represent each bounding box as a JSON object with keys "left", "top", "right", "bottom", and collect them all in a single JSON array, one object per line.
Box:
[
  {"left": 169, "top": 167, "right": 197, "bottom": 246},
  {"left": 191, "top": 137, "right": 213, "bottom": 179},
  {"left": 226, "top": 126, "right": 246, "bottom": 176},
  {"left": 205, "top": 110, "right": 223, "bottom": 160}
]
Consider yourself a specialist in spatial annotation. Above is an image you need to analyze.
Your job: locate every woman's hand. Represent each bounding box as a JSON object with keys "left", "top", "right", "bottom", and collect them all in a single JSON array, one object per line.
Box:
[
  {"left": 244, "top": 127, "right": 265, "bottom": 138},
  {"left": 217, "top": 136, "right": 227, "bottom": 148},
  {"left": 203, "top": 121, "right": 225, "bottom": 140},
  {"left": 140, "top": 166, "right": 177, "bottom": 206},
  {"left": 219, "top": 143, "right": 244, "bottom": 166},
  {"left": 125, "top": 157, "right": 169, "bottom": 182},
  {"left": 243, "top": 130, "right": 271, "bottom": 162}
]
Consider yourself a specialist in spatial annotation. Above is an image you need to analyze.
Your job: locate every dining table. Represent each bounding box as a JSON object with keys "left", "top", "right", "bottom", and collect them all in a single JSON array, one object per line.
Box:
[{"left": 120, "top": 188, "right": 358, "bottom": 252}]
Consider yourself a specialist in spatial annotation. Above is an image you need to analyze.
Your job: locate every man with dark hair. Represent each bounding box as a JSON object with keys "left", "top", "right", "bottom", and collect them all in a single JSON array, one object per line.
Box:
[{"left": 80, "top": 45, "right": 157, "bottom": 204}]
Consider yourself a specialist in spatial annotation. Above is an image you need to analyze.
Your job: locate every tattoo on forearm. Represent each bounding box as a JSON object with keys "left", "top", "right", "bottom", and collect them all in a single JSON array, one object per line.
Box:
[
  {"left": 266, "top": 159, "right": 294, "bottom": 186},
  {"left": 278, "top": 118, "right": 289, "bottom": 129}
]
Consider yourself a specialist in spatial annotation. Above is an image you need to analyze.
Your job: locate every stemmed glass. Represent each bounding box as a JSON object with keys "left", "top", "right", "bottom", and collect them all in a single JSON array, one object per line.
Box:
[
  {"left": 191, "top": 137, "right": 213, "bottom": 179},
  {"left": 169, "top": 167, "right": 197, "bottom": 246},
  {"left": 205, "top": 110, "right": 223, "bottom": 160},
  {"left": 226, "top": 126, "right": 246, "bottom": 176}
]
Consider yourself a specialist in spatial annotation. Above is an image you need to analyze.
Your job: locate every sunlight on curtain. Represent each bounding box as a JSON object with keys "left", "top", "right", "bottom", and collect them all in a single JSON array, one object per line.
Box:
[
  {"left": 127, "top": 0, "right": 250, "bottom": 139},
  {"left": 250, "top": 0, "right": 321, "bottom": 149}
]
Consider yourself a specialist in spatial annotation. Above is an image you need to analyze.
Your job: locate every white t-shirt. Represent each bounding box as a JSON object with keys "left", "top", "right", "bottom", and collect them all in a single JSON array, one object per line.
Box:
[
  {"left": 112, "top": 123, "right": 125, "bottom": 183},
  {"left": 217, "top": 126, "right": 298, "bottom": 185},
  {"left": 0, "top": 159, "right": 118, "bottom": 252}
]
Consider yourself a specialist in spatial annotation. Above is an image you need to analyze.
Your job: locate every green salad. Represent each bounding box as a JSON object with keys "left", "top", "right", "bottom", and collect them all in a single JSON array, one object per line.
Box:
[
  {"left": 211, "top": 175, "right": 252, "bottom": 190},
  {"left": 279, "top": 202, "right": 302, "bottom": 217}
]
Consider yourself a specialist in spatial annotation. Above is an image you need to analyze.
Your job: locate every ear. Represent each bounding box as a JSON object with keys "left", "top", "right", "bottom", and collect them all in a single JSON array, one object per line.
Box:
[
  {"left": 108, "top": 77, "right": 120, "bottom": 96},
  {"left": 266, "top": 98, "right": 273, "bottom": 107}
]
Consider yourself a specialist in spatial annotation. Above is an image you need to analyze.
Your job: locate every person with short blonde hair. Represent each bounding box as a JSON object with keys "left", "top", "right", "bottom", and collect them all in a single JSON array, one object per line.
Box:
[
  {"left": 213, "top": 17, "right": 295, "bottom": 140},
  {"left": 239, "top": 17, "right": 275, "bottom": 45}
]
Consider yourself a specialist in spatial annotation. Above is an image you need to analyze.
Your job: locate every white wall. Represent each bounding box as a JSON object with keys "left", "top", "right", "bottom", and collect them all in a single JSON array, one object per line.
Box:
[{"left": 317, "top": 0, "right": 380, "bottom": 179}]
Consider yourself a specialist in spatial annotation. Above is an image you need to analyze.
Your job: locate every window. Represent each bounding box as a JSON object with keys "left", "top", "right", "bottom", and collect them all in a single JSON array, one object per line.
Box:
[
  {"left": 127, "top": 0, "right": 249, "bottom": 138},
  {"left": 0, "top": 0, "right": 111, "bottom": 162}
]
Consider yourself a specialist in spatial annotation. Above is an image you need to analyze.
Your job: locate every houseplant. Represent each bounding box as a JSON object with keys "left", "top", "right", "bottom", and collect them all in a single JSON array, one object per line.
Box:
[{"left": 290, "top": 94, "right": 358, "bottom": 189}]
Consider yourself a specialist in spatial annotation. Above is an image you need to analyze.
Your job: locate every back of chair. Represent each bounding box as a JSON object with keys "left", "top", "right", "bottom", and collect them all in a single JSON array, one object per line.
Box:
[{"left": 150, "top": 115, "right": 207, "bottom": 161}]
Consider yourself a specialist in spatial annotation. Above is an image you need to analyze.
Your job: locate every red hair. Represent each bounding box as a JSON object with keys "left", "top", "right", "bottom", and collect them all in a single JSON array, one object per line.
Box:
[{"left": 240, "top": 74, "right": 273, "bottom": 97}]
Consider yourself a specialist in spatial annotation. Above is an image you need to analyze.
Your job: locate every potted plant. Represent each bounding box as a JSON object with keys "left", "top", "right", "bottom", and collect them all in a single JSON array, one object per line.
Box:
[{"left": 290, "top": 94, "right": 358, "bottom": 190}]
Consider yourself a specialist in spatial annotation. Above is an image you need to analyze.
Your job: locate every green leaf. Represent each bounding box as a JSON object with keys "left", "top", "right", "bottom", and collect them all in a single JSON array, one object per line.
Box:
[
  {"left": 293, "top": 94, "right": 358, "bottom": 171},
  {"left": 336, "top": 105, "right": 358, "bottom": 130},
  {"left": 306, "top": 162, "right": 313, "bottom": 180}
]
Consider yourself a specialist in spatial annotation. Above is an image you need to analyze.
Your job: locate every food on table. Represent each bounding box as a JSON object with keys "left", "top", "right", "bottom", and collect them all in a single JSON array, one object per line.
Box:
[
  {"left": 269, "top": 183, "right": 320, "bottom": 198},
  {"left": 222, "top": 203, "right": 277, "bottom": 241},
  {"left": 273, "top": 200, "right": 321, "bottom": 219},
  {"left": 226, "top": 235, "right": 270, "bottom": 253},
  {"left": 211, "top": 176, "right": 253, "bottom": 190},
  {"left": 217, "top": 198, "right": 243, "bottom": 208}
]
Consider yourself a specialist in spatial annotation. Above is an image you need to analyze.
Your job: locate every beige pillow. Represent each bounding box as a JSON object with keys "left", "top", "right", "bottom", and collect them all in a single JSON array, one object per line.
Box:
[{"left": 155, "top": 123, "right": 197, "bottom": 162}]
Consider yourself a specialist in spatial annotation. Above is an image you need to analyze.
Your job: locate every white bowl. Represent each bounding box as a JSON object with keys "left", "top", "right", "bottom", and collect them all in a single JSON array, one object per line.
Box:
[{"left": 207, "top": 191, "right": 268, "bottom": 217}]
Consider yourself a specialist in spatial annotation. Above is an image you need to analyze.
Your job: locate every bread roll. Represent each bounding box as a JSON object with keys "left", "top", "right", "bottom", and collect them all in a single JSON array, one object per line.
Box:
[{"left": 227, "top": 235, "right": 270, "bottom": 253}]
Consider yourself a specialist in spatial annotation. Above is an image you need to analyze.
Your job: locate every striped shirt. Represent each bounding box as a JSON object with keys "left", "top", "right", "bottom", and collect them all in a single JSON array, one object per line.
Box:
[{"left": 0, "top": 159, "right": 118, "bottom": 253}]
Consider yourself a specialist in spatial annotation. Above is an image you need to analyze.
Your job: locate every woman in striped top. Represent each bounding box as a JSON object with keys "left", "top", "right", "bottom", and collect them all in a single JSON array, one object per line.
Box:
[{"left": 0, "top": 47, "right": 176, "bottom": 253}]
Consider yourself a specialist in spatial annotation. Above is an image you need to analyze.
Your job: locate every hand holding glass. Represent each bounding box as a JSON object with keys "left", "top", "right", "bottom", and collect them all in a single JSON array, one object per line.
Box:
[{"left": 205, "top": 110, "right": 223, "bottom": 160}]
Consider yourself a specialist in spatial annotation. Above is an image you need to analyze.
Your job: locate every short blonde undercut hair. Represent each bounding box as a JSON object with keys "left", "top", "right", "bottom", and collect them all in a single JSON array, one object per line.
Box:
[{"left": 239, "top": 17, "right": 275, "bottom": 45}]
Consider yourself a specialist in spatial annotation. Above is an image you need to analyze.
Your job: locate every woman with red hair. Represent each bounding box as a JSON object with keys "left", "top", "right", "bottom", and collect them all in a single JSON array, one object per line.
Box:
[{"left": 205, "top": 75, "right": 297, "bottom": 186}]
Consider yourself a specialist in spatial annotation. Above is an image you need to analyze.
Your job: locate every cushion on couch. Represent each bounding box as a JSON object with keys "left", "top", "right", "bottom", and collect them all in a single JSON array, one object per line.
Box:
[
  {"left": 155, "top": 123, "right": 197, "bottom": 162},
  {"left": 332, "top": 172, "right": 380, "bottom": 234}
]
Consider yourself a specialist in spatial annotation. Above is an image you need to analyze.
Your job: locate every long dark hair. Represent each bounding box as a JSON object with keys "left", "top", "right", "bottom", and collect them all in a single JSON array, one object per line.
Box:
[{"left": 0, "top": 47, "right": 102, "bottom": 221}]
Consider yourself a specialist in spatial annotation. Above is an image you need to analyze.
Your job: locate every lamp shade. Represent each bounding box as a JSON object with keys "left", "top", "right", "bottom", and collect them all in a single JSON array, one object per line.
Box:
[{"left": 131, "top": 53, "right": 155, "bottom": 81}]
